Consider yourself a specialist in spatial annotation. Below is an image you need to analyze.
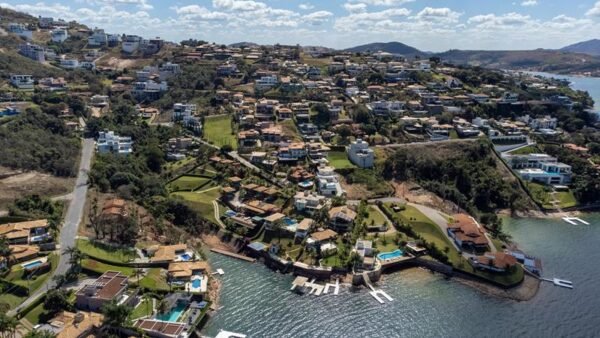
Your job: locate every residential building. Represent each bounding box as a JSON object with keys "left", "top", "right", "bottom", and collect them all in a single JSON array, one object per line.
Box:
[
  {"left": 132, "top": 81, "right": 168, "bottom": 101},
  {"left": 149, "top": 244, "right": 193, "bottom": 263},
  {"left": 501, "top": 153, "right": 572, "bottom": 185},
  {"left": 264, "top": 213, "right": 285, "bottom": 230},
  {"left": 90, "top": 95, "right": 109, "bottom": 107},
  {"left": 0, "top": 219, "right": 49, "bottom": 244},
  {"left": 471, "top": 252, "right": 518, "bottom": 273},
  {"left": 38, "top": 16, "right": 54, "bottom": 29},
  {"left": 348, "top": 138, "right": 374, "bottom": 168},
  {"left": 294, "top": 191, "right": 329, "bottom": 214},
  {"left": 316, "top": 165, "right": 343, "bottom": 196},
  {"left": 370, "top": 101, "right": 405, "bottom": 117},
  {"left": 159, "top": 62, "right": 181, "bottom": 80},
  {"left": 96, "top": 130, "right": 133, "bottom": 155},
  {"left": 88, "top": 29, "right": 108, "bottom": 46},
  {"left": 75, "top": 271, "right": 128, "bottom": 311},
  {"left": 51, "top": 28, "right": 68, "bottom": 42},
  {"left": 307, "top": 229, "right": 338, "bottom": 248},
  {"left": 19, "top": 43, "right": 45, "bottom": 62},
  {"left": 37, "top": 311, "right": 103, "bottom": 338},
  {"left": 295, "top": 218, "right": 314, "bottom": 240},
  {"left": 60, "top": 59, "right": 79, "bottom": 69},
  {"left": 447, "top": 214, "right": 489, "bottom": 251},
  {"left": 354, "top": 239, "right": 375, "bottom": 270},
  {"left": 122, "top": 35, "right": 142, "bottom": 53},
  {"left": 8, "top": 23, "right": 32, "bottom": 40},
  {"left": 2, "top": 245, "right": 39, "bottom": 266},
  {"left": 10, "top": 75, "right": 34, "bottom": 89},
  {"left": 133, "top": 319, "right": 188, "bottom": 338},
  {"left": 255, "top": 75, "right": 278, "bottom": 91},
  {"left": 168, "top": 261, "right": 208, "bottom": 282},
  {"left": 500, "top": 92, "right": 519, "bottom": 103},
  {"left": 39, "top": 77, "right": 67, "bottom": 91},
  {"left": 328, "top": 206, "right": 357, "bottom": 232}
]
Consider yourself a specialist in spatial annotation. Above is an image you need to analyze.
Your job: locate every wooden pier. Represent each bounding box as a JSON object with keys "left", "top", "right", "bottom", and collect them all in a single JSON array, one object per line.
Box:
[{"left": 210, "top": 248, "right": 256, "bottom": 262}]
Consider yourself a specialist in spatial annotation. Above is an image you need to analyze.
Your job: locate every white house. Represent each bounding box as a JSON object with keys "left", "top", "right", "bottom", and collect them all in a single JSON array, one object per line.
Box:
[
  {"left": 371, "top": 100, "right": 405, "bottom": 117},
  {"left": 96, "top": 130, "right": 133, "bottom": 155},
  {"left": 159, "top": 62, "right": 180, "bottom": 80},
  {"left": 255, "top": 75, "right": 278, "bottom": 91},
  {"left": 8, "top": 23, "right": 32, "bottom": 40},
  {"left": 50, "top": 28, "right": 68, "bottom": 43},
  {"left": 88, "top": 29, "right": 108, "bottom": 46},
  {"left": 60, "top": 59, "right": 79, "bottom": 69},
  {"left": 10, "top": 75, "right": 34, "bottom": 89},
  {"left": 122, "top": 35, "right": 142, "bottom": 53},
  {"left": 500, "top": 92, "right": 519, "bottom": 103},
  {"left": 19, "top": 43, "right": 45, "bottom": 62},
  {"left": 294, "top": 191, "right": 330, "bottom": 214},
  {"left": 502, "top": 153, "right": 572, "bottom": 185},
  {"left": 348, "top": 139, "right": 375, "bottom": 169},
  {"left": 317, "top": 165, "right": 343, "bottom": 197}
]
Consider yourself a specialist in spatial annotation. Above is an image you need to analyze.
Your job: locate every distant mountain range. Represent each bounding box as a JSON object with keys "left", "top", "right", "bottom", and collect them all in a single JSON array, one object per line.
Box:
[
  {"left": 560, "top": 39, "right": 600, "bottom": 56},
  {"left": 343, "top": 42, "right": 426, "bottom": 57}
]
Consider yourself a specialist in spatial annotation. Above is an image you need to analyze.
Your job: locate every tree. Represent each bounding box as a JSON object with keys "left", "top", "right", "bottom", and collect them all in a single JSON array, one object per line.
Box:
[
  {"left": 24, "top": 329, "right": 57, "bottom": 338},
  {"left": 313, "top": 103, "right": 331, "bottom": 126},
  {"left": 0, "top": 238, "right": 11, "bottom": 269},
  {"left": 101, "top": 300, "right": 132, "bottom": 333},
  {"left": 44, "top": 289, "right": 71, "bottom": 314},
  {"left": 0, "top": 313, "right": 17, "bottom": 338}
]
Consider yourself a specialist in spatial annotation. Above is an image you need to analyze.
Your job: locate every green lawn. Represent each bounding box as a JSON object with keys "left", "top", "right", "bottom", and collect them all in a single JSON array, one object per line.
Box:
[
  {"left": 365, "top": 206, "right": 387, "bottom": 226},
  {"left": 167, "top": 175, "right": 211, "bottom": 192},
  {"left": 77, "top": 239, "right": 136, "bottom": 264},
  {"left": 327, "top": 151, "right": 355, "bottom": 169},
  {"left": 204, "top": 115, "right": 237, "bottom": 149},
  {"left": 24, "top": 301, "right": 46, "bottom": 325},
  {"left": 525, "top": 182, "right": 578, "bottom": 209},
  {"left": 172, "top": 187, "right": 222, "bottom": 224},
  {"left": 81, "top": 258, "right": 134, "bottom": 276},
  {"left": 367, "top": 234, "right": 399, "bottom": 253},
  {"left": 131, "top": 297, "right": 154, "bottom": 319},
  {"left": 139, "top": 268, "right": 169, "bottom": 291},
  {"left": 508, "top": 145, "right": 541, "bottom": 155},
  {"left": 0, "top": 254, "right": 59, "bottom": 310}
]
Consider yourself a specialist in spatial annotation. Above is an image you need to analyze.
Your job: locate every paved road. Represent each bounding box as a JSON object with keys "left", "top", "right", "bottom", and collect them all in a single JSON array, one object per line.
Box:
[
  {"left": 228, "top": 151, "right": 260, "bottom": 172},
  {"left": 374, "top": 138, "right": 478, "bottom": 148},
  {"left": 9, "top": 138, "right": 95, "bottom": 316}
]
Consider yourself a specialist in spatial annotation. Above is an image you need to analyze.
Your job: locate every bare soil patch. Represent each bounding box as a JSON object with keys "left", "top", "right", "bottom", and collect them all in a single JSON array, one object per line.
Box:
[
  {"left": 391, "top": 181, "right": 464, "bottom": 215},
  {"left": 0, "top": 167, "right": 73, "bottom": 209}
]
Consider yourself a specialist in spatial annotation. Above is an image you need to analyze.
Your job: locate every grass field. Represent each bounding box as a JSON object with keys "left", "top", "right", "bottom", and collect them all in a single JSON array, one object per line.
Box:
[
  {"left": 204, "top": 115, "right": 237, "bottom": 149},
  {"left": 81, "top": 258, "right": 134, "bottom": 276},
  {"left": 508, "top": 145, "right": 542, "bottom": 155},
  {"left": 327, "top": 151, "right": 356, "bottom": 169},
  {"left": 525, "top": 182, "right": 578, "bottom": 209},
  {"left": 172, "top": 187, "right": 222, "bottom": 224},
  {"left": 139, "top": 268, "right": 169, "bottom": 291},
  {"left": 365, "top": 206, "right": 387, "bottom": 226},
  {"left": 131, "top": 297, "right": 154, "bottom": 319},
  {"left": 77, "top": 239, "right": 136, "bottom": 264},
  {"left": 167, "top": 175, "right": 211, "bottom": 192}
]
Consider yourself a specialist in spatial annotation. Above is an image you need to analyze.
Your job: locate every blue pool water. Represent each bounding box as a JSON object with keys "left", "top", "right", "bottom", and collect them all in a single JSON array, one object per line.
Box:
[
  {"left": 157, "top": 303, "right": 187, "bottom": 322},
  {"left": 192, "top": 278, "right": 201, "bottom": 288},
  {"left": 377, "top": 249, "right": 403, "bottom": 261},
  {"left": 298, "top": 181, "right": 313, "bottom": 188},
  {"left": 283, "top": 218, "right": 297, "bottom": 226},
  {"left": 23, "top": 261, "right": 42, "bottom": 269},
  {"left": 180, "top": 253, "right": 192, "bottom": 261}
]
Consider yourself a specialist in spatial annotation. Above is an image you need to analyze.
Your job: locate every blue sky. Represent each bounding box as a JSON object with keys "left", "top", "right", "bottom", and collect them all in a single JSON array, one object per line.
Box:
[{"left": 2, "top": 0, "right": 600, "bottom": 51}]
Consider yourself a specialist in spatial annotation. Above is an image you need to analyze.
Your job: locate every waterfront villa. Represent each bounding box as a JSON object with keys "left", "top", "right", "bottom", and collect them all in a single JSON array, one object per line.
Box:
[
  {"left": 307, "top": 229, "right": 338, "bottom": 248},
  {"left": 75, "top": 271, "right": 128, "bottom": 312},
  {"left": 150, "top": 244, "right": 195, "bottom": 264},
  {"left": 134, "top": 319, "right": 188, "bottom": 338},
  {"left": 471, "top": 252, "right": 518, "bottom": 273},
  {"left": 0, "top": 219, "right": 49, "bottom": 244},
  {"left": 295, "top": 218, "right": 314, "bottom": 240},
  {"left": 501, "top": 153, "right": 572, "bottom": 185},
  {"left": 168, "top": 261, "right": 208, "bottom": 293},
  {"left": 328, "top": 206, "right": 357, "bottom": 232},
  {"left": 447, "top": 214, "right": 489, "bottom": 251}
]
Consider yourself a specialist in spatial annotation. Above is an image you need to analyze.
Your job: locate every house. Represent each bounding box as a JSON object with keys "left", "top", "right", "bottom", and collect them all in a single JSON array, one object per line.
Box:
[
  {"left": 316, "top": 165, "right": 342, "bottom": 197},
  {"left": 96, "top": 130, "right": 133, "bottom": 155},
  {"left": 328, "top": 206, "right": 357, "bottom": 232},
  {"left": 264, "top": 213, "right": 286, "bottom": 230},
  {"left": 348, "top": 138, "right": 374, "bottom": 168},
  {"left": 370, "top": 101, "right": 405, "bottom": 117},
  {"left": 0, "top": 219, "right": 49, "bottom": 244},
  {"left": 19, "top": 43, "right": 45, "bottom": 62},
  {"left": 159, "top": 62, "right": 181, "bottom": 80},
  {"left": 51, "top": 28, "right": 68, "bottom": 42},
  {"left": 39, "top": 77, "right": 67, "bottom": 91},
  {"left": 98, "top": 198, "right": 129, "bottom": 224},
  {"left": 278, "top": 142, "right": 306, "bottom": 162},
  {"left": 10, "top": 75, "right": 34, "bottom": 89},
  {"left": 471, "top": 252, "right": 518, "bottom": 273},
  {"left": 295, "top": 218, "right": 314, "bottom": 240},
  {"left": 255, "top": 75, "right": 278, "bottom": 91},
  {"left": 501, "top": 153, "right": 572, "bottom": 185},
  {"left": 8, "top": 23, "right": 32, "bottom": 40},
  {"left": 36, "top": 311, "right": 103, "bottom": 338},
  {"left": 75, "top": 271, "right": 128, "bottom": 311},
  {"left": 60, "top": 59, "right": 79, "bottom": 69},
  {"left": 88, "top": 29, "right": 108, "bottom": 46},
  {"left": 238, "top": 129, "right": 260, "bottom": 148},
  {"left": 4, "top": 245, "right": 39, "bottom": 265},
  {"left": 133, "top": 319, "right": 188, "bottom": 338},
  {"left": 447, "top": 214, "right": 489, "bottom": 251},
  {"left": 150, "top": 244, "right": 193, "bottom": 263},
  {"left": 307, "top": 229, "right": 338, "bottom": 247},
  {"left": 294, "top": 191, "right": 329, "bottom": 214},
  {"left": 38, "top": 16, "right": 55, "bottom": 29},
  {"left": 132, "top": 81, "right": 168, "bottom": 101},
  {"left": 122, "top": 35, "right": 142, "bottom": 53},
  {"left": 168, "top": 261, "right": 208, "bottom": 282},
  {"left": 354, "top": 239, "right": 375, "bottom": 270}
]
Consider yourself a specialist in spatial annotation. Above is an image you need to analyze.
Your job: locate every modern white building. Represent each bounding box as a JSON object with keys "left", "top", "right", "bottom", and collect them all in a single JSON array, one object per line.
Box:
[
  {"left": 96, "top": 131, "right": 133, "bottom": 155},
  {"left": 348, "top": 139, "right": 375, "bottom": 169},
  {"left": 316, "top": 165, "right": 343, "bottom": 197},
  {"left": 293, "top": 191, "right": 330, "bottom": 214},
  {"left": 502, "top": 153, "right": 572, "bottom": 185},
  {"left": 122, "top": 35, "right": 142, "bottom": 53},
  {"left": 8, "top": 23, "right": 32, "bottom": 40},
  {"left": 88, "top": 29, "right": 108, "bottom": 46},
  {"left": 159, "top": 62, "right": 180, "bottom": 80},
  {"left": 10, "top": 75, "right": 34, "bottom": 89},
  {"left": 255, "top": 75, "right": 278, "bottom": 91},
  {"left": 370, "top": 100, "right": 405, "bottom": 117},
  {"left": 60, "top": 59, "right": 79, "bottom": 69},
  {"left": 50, "top": 28, "right": 68, "bottom": 43},
  {"left": 132, "top": 81, "right": 168, "bottom": 101},
  {"left": 19, "top": 43, "right": 45, "bottom": 62}
]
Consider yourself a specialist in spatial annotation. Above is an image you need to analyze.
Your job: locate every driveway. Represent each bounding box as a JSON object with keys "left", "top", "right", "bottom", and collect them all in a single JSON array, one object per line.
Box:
[{"left": 9, "top": 138, "right": 95, "bottom": 316}]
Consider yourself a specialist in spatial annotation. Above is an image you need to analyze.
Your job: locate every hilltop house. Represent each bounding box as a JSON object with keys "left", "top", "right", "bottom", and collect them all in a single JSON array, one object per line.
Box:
[
  {"left": 19, "top": 43, "right": 45, "bottom": 62},
  {"left": 51, "top": 28, "right": 68, "bottom": 43},
  {"left": 10, "top": 75, "right": 34, "bottom": 89},
  {"left": 75, "top": 271, "right": 128, "bottom": 312},
  {"left": 328, "top": 206, "right": 357, "bottom": 232},
  {"left": 96, "top": 130, "right": 133, "bottom": 155},
  {"left": 501, "top": 153, "right": 572, "bottom": 185},
  {"left": 294, "top": 191, "right": 330, "bottom": 214},
  {"left": 348, "top": 138, "right": 374, "bottom": 169},
  {"left": 8, "top": 23, "right": 32, "bottom": 40}
]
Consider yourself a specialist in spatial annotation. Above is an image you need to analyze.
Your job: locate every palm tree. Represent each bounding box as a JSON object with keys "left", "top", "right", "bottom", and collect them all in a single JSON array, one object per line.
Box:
[
  {"left": 0, "top": 313, "right": 17, "bottom": 338},
  {"left": 101, "top": 300, "right": 132, "bottom": 334},
  {"left": 24, "top": 329, "right": 56, "bottom": 338},
  {"left": 156, "top": 298, "right": 169, "bottom": 315},
  {"left": 133, "top": 268, "right": 143, "bottom": 283},
  {"left": 0, "top": 237, "right": 11, "bottom": 269}
]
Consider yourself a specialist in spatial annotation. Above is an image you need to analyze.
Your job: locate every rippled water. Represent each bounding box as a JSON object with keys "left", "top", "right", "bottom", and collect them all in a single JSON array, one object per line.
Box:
[
  {"left": 529, "top": 71, "right": 600, "bottom": 112},
  {"left": 203, "top": 214, "right": 600, "bottom": 338}
]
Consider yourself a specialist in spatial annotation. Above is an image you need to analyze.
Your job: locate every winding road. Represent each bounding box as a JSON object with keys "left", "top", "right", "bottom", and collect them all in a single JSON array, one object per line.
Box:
[{"left": 9, "top": 138, "right": 95, "bottom": 316}]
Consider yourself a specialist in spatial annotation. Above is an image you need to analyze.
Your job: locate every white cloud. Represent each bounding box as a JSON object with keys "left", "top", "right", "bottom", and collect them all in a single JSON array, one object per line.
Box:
[
  {"left": 172, "top": 5, "right": 229, "bottom": 21},
  {"left": 348, "top": 0, "right": 414, "bottom": 6},
  {"left": 334, "top": 8, "right": 411, "bottom": 32},
  {"left": 299, "top": 3, "right": 314, "bottom": 10},
  {"left": 415, "top": 7, "right": 462, "bottom": 23},
  {"left": 303, "top": 10, "right": 333, "bottom": 25},
  {"left": 468, "top": 12, "right": 531, "bottom": 28},
  {"left": 212, "top": 0, "right": 267, "bottom": 12},
  {"left": 587, "top": 1, "right": 600, "bottom": 17},
  {"left": 521, "top": 0, "right": 538, "bottom": 6},
  {"left": 343, "top": 3, "right": 367, "bottom": 13}
]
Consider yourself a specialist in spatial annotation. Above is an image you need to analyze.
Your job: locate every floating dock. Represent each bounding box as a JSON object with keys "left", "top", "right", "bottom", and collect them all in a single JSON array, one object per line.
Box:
[
  {"left": 363, "top": 272, "right": 393, "bottom": 304},
  {"left": 210, "top": 248, "right": 256, "bottom": 262},
  {"left": 562, "top": 217, "right": 589, "bottom": 225},
  {"left": 323, "top": 279, "right": 340, "bottom": 295},
  {"left": 541, "top": 277, "right": 573, "bottom": 289},
  {"left": 212, "top": 268, "right": 225, "bottom": 275}
]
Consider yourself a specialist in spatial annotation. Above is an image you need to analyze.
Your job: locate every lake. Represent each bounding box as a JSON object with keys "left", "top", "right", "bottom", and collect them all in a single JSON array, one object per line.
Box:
[
  {"left": 203, "top": 215, "right": 600, "bottom": 337},
  {"left": 528, "top": 71, "right": 600, "bottom": 112}
]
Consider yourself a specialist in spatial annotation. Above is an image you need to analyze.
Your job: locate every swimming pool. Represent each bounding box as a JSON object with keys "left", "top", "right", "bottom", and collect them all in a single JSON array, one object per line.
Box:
[
  {"left": 22, "top": 260, "right": 43, "bottom": 269},
  {"left": 377, "top": 249, "right": 403, "bottom": 261},
  {"left": 192, "top": 278, "right": 201, "bottom": 288},
  {"left": 283, "top": 217, "right": 297, "bottom": 226},
  {"left": 179, "top": 253, "right": 192, "bottom": 261},
  {"left": 156, "top": 303, "right": 187, "bottom": 322}
]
